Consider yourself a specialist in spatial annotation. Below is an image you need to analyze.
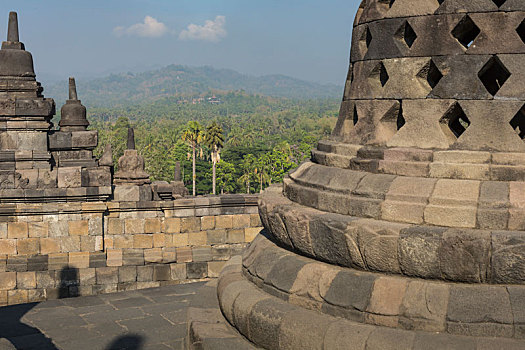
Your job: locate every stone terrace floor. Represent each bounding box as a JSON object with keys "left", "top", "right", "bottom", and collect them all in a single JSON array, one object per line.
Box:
[{"left": 0, "top": 282, "right": 207, "bottom": 350}]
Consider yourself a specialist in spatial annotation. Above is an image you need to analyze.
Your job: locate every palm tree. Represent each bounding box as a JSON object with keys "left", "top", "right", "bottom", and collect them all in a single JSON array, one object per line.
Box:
[
  {"left": 182, "top": 121, "right": 202, "bottom": 196},
  {"left": 203, "top": 121, "right": 224, "bottom": 195},
  {"left": 238, "top": 154, "right": 256, "bottom": 194}
]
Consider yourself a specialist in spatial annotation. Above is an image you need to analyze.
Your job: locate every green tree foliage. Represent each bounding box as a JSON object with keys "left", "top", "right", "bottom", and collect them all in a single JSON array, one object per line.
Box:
[
  {"left": 203, "top": 121, "right": 224, "bottom": 195},
  {"left": 182, "top": 121, "right": 203, "bottom": 196},
  {"left": 90, "top": 92, "right": 338, "bottom": 194}
]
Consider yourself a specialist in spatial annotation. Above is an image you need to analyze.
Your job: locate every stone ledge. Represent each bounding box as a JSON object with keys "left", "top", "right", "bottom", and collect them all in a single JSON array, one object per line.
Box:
[
  {"left": 218, "top": 248, "right": 525, "bottom": 349},
  {"left": 260, "top": 186, "right": 525, "bottom": 284},
  {"left": 313, "top": 141, "right": 525, "bottom": 181},
  {"left": 241, "top": 234, "right": 525, "bottom": 338},
  {"left": 186, "top": 278, "right": 257, "bottom": 350}
]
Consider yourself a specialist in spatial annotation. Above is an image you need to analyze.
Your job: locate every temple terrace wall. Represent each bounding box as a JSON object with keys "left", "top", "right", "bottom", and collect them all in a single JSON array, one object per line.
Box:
[{"left": 0, "top": 195, "right": 262, "bottom": 305}]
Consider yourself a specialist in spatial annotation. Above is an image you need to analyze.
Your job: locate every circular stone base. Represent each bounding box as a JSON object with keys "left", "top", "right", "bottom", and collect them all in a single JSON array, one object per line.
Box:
[{"left": 217, "top": 234, "right": 525, "bottom": 349}]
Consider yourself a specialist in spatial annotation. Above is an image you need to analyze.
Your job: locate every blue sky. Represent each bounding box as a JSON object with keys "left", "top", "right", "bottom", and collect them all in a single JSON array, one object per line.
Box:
[{"left": 0, "top": 1, "right": 360, "bottom": 85}]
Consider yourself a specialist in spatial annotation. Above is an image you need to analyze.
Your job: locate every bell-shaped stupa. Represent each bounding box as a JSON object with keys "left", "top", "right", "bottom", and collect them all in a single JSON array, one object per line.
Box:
[{"left": 216, "top": 1, "right": 525, "bottom": 348}]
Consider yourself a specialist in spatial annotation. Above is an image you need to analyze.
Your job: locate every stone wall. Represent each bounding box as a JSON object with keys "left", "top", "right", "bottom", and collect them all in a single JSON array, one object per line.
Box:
[{"left": 0, "top": 195, "right": 262, "bottom": 305}]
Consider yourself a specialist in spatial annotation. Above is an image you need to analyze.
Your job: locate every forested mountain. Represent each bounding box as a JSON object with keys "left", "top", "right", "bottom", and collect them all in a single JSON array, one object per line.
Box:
[{"left": 45, "top": 65, "right": 342, "bottom": 107}]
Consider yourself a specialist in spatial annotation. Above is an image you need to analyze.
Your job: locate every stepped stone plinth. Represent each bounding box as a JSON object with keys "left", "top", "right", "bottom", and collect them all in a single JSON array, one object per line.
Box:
[{"left": 216, "top": 1, "right": 525, "bottom": 349}]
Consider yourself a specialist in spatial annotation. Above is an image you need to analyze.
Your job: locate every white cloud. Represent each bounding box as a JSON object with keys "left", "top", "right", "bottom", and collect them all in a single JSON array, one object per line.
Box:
[
  {"left": 114, "top": 16, "right": 168, "bottom": 38},
  {"left": 179, "top": 16, "right": 227, "bottom": 42}
]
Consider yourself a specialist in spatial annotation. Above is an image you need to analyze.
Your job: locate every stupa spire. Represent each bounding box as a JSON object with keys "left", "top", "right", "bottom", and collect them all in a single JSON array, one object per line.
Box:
[
  {"left": 7, "top": 12, "right": 18, "bottom": 42},
  {"left": 69, "top": 77, "right": 78, "bottom": 100},
  {"left": 127, "top": 128, "right": 136, "bottom": 150}
]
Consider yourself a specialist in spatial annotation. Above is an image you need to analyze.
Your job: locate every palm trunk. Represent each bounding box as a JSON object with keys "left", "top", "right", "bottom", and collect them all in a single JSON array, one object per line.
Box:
[
  {"left": 212, "top": 159, "right": 216, "bottom": 195},
  {"left": 192, "top": 142, "right": 196, "bottom": 196},
  {"left": 260, "top": 172, "right": 263, "bottom": 193},
  {"left": 246, "top": 180, "right": 250, "bottom": 194}
]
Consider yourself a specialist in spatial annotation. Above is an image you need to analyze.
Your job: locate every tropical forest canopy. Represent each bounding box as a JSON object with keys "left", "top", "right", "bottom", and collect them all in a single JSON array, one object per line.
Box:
[{"left": 51, "top": 65, "right": 342, "bottom": 195}]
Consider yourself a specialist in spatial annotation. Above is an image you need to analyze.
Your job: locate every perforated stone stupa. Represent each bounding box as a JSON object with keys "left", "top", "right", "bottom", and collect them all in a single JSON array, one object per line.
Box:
[{"left": 217, "top": 1, "right": 525, "bottom": 349}]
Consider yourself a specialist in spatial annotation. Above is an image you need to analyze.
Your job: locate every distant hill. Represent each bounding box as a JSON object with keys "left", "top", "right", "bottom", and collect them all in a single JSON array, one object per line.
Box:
[{"left": 44, "top": 65, "right": 342, "bottom": 108}]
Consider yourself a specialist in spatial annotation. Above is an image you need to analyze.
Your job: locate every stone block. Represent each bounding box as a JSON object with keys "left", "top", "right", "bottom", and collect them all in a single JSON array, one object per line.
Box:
[
  {"left": 164, "top": 218, "right": 181, "bottom": 233},
  {"left": 188, "top": 231, "right": 207, "bottom": 246},
  {"left": 133, "top": 234, "right": 153, "bottom": 249},
  {"left": 172, "top": 233, "right": 189, "bottom": 247},
  {"left": 367, "top": 276, "right": 407, "bottom": 327},
  {"left": 107, "top": 249, "right": 123, "bottom": 267},
  {"left": 192, "top": 246, "right": 212, "bottom": 262},
  {"left": 125, "top": 219, "right": 145, "bottom": 234},
  {"left": 17, "top": 238, "right": 39, "bottom": 255},
  {"left": 161, "top": 247, "right": 177, "bottom": 263},
  {"left": 244, "top": 227, "right": 261, "bottom": 242},
  {"left": 176, "top": 247, "right": 192, "bottom": 262},
  {"left": 206, "top": 229, "right": 227, "bottom": 244},
  {"left": 144, "top": 218, "right": 161, "bottom": 233},
  {"left": 36, "top": 271, "right": 55, "bottom": 289},
  {"left": 27, "top": 255, "right": 48, "bottom": 271},
  {"left": 208, "top": 261, "right": 226, "bottom": 278},
  {"left": 79, "top": 268, "right": 96, "bottom": 285},
  {"left": 118, "top": 266, "right": 137, "bottom": 283},
  {"left": 215, "top": 215, "right": 233, "bottom": 229},
  {"left": 113, "top": 235, "right": 133, "bottom": 249},
  {"left": 48, "top": 221, "right": 68, "bottom": 237},
  {"left": 137, "top": 265, "right": 153, "bottom": 282},
  {"left": 48, "top": 253, "right": 68, "bottom": 271},
  {"left": 152, "top": 233, "right": 166, "bottom": 247},
  {"left": 89, "top": 251, "right": 106, "bottom": 268},
  {"left": 226, "top": 229, "right": 245, "bottom": 244},
  {"left": 7, "top": 222, "right": 27, "bottom": 239},
  {"left": 170, "top": 263, "right": 186, "bottom": 280},
  {"left": 8, "top": 289, "right": 28, "bottom": 305},
  {"left": 69, "top": 220, "right": 89, "bottom": 236},
  {"left": 14, "top": 169, "right": 38, "bottom": 189},
  {"left": 491, "top": 231, "right": 525, "bottom": 284},
  {"left": 114, "top": 185, "right": 152, "bottom": 202},
  {"left": 447, "top": 285, "right": 513, "bottom": 337},
  {"left": 67, "top": 252, "right": 89, "bottom": 268},
  {"left": 144, "top": 248, "right": 162, "bottom": 263},
  {"left": 399, "top": 281, "right": 449, "bottom": 332},
  {"left": 96, "top": 267, "right": 118, "bottom": 285},
  {"left": 57, "top": 167, "right": 82, "bottom": 188},
  {"left": 122, "top": 249, "right": 144, "bottom": 266},
  {"left": 107, "top": 218, "right": 124, "bottom": 235},
  {"left": 81, "top": 167, "right": 111, "bottom": 187},
  {"left": 398, "top": 226, "right": 444, "bottom": 279},
  {"left": 153, "top": 264, "right": 170, "bottom": 281},
  {"left": 201, "top": 216, "right": 215, "bottom": 230},
  {"left": 28, "top": 222, "right": 48, "bottom": 238},
  {"left": 181, "top": 217, "right": 201, "bottom": 233},
  {"left": 187, "top": 262, "right": 207, "bottom": 279},
  {"left": 0, "top": 239, "right": 16, "bottom": 255},
  {"left": 17, "top": 271, "right": 36, "bottom": 289},
  {"left": 0, "top": 272, "right": 16, "bottom": 290},
  {"left": 232, "top": 214, "right": 251, "bottom": 228},
  {"left": 60, "top": 236, "right": 80, "bottom": 252}
]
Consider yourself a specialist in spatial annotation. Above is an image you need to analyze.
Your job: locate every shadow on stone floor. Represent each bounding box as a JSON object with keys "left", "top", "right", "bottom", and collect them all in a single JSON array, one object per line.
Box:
[
  {"left": 0, "top": 302, "right": 58, "bottom": 350},
  {"left": 105, "top": 335, "right": 144, "bottom": 350}
]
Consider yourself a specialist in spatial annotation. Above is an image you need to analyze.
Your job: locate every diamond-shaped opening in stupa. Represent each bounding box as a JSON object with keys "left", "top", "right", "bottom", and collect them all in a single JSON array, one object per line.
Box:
[
  {"left": 510, "top": 105, "right": 525, "bottom": 140},
  {"left": 353, "top": 105, "right": 359, "bottom": 126},
  {"left": 452, "top": 15, "right": 481, "bottom": 49},
  {"left": 395, "top": 21, "right": 417, "bottom": 48},
  {"left": 440, "top": 103, "right": 471, "bottom": 138},
  {"left": 417, "top": 59, "right": 443, "bottom": 90},
  {"left": 478, "top": 56, "right": 511, "bottom": 96},
  {"left": 517, "top": 20, "right": 525, "bottom": 45},
  {"left": 369, "top": 61, "right": 389, "bottom": 88},
  {"left": 492, "top": 0, "right": 507, "bottom": 7}
]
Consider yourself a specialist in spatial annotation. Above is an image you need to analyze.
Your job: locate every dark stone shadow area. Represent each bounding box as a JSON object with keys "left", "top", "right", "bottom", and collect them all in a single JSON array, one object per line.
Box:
[
  {"left": 0, "top": 302, "right": 58, "bottom": 350},
  {"left": 105, "top": 335, "right": 144, "bottom": 350}
]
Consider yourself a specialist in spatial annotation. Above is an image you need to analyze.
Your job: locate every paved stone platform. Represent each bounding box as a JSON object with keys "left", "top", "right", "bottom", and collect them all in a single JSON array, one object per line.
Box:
[{"left": 0, "top": 282, "right": 208, "bottom": 350}]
